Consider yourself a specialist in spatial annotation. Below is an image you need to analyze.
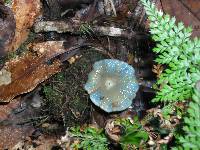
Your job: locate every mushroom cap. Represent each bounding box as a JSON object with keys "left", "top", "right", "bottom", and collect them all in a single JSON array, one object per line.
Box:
[{"left": 84, "top": 59, "right": 139, "bottom": 113}]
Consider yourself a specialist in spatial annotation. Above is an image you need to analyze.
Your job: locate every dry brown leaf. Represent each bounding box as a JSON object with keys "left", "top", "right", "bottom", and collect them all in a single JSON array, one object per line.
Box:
[
  {"left": 0, "top": 124, "right": 34, "bottom": 149},
  {"left": 105, "top": 119, "right": 121, "bottom": 142},
  {"left": 0, "top": 53, "right": 61, "bottom": 102},
  {"left": 159, "top": 0, "right": 200, "bottom": 37},
  {"left": 0, "top": 41, "right": 76, "bottom": 102},
  {"left": 0, "top": 98, "right": 34, "bottom": 149},
  {"left": 152, "top": 64, "right": 163, "bottom": 78},
  {"left": 127, "top": 53, "right": 134, "bottom": 65},
  {"left": 8, "top": 0, "right": 41, "bottom": 52},
  {"left": 157, "top": 133, "right": 173, "bottom": 144}
]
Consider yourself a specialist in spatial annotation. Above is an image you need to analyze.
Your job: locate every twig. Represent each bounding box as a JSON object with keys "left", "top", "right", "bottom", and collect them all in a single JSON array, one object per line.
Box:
[
  {"left": 34, "top": 21, "right": 149, "bottom": 40},
  {"left": 87, "top": 46, "right": 114, "bottom": 58}
]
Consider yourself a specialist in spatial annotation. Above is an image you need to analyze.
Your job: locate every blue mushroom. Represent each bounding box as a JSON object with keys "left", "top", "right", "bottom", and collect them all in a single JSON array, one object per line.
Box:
[{"left": 84, "top": 59, "right": 139, "bottom": 112}]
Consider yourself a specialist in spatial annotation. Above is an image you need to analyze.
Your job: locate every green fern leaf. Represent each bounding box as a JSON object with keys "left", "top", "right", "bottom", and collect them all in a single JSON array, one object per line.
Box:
[
  {"left": 140, "top": 0, "right": 200, "bottom": 102},
  {"left": 175, "top": 82, "right": 200, "bottom": 149}
]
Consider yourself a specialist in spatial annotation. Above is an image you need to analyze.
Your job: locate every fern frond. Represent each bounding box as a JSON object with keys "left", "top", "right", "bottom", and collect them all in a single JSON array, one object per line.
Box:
[
  {"left": 69, "top": 126, "right": 108, "bottom": 150},
  {"left": 174, "top": 82, "right": 200, "bottom": 149},
  {"left": 140, "top": 0, "right": 200, "bottom": 102}
]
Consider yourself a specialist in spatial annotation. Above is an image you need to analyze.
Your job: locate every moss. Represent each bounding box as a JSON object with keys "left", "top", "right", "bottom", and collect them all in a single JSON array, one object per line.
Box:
[
  {"left": 41, "top": 49, "right": 108, "bottom": 127},
  {"left": 16, "top": 32, "right": 36, "bottom": 55},
  {"left": 43, "top": 85, "right": 64, "bottom": 121}
]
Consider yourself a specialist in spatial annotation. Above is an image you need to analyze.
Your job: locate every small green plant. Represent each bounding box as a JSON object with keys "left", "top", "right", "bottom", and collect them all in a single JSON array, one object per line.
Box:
[
  {"left": 162, "top": 102, "right": 184, "bottom": 120},
  {"left": 117, "top": 118, "right": 148, "bottom": 149},
  {"left": 68, "top": 117, "right": 148, "bottom": 150},
  {"left": 69, "top": 126, "right": 109, "bottom": 150},
  {"left": 140, "top": 0, "right": 200, "bottom": 103},
  {"left": 79, "top": 23, "right": 94, "bottom": 36},
  {"left": 7, "top": 51, "right": 18, "bottom": 59},
  {"left": 174, "top": 82, "right": 200, "bottom": 149},
  {"left": 4, "top": 0, "right": 12, "bottom": 5}
]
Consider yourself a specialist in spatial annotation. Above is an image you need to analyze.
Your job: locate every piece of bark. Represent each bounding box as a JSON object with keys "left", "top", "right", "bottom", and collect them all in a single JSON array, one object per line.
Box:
[{"left": 8, "top": 0, "right": 41, "bottom": 52}]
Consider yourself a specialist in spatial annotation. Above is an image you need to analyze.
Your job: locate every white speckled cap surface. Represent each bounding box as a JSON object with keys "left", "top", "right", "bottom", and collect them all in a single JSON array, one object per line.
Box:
[{"left": 84, "top": 59, "right": 139, "bottom": 112}]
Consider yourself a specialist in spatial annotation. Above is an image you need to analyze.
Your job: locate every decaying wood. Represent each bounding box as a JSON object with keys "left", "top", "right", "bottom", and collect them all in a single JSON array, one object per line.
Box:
[{"left": 8, "top": 0, "right": 41, "bottom": 52}]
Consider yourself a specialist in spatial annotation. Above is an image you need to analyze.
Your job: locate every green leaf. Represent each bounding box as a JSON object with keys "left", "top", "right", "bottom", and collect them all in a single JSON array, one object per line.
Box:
[{"left": 120, "top": 131, "right": 148, "bottom": 146}]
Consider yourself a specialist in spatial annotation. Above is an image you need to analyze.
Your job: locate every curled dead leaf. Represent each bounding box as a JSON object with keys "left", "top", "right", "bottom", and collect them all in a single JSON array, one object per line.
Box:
[
  {"left": 157, "top": 133, "right": 173, "bottom": 144},
  {"left": 105, "top": 119, "right": 121, "bottom": 142},
  {"left": 152, "top": 64, "right": 163, "bottom": 78}
]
